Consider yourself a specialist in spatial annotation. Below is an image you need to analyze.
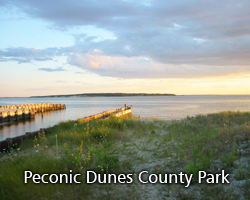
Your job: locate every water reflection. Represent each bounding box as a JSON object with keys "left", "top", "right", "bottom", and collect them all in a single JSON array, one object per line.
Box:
[
  {"left": 1, "top": 95, "right": 250, "bottom": 141},
  {"left": 0, "top": 118, "right": 35, "bottom": 140}
]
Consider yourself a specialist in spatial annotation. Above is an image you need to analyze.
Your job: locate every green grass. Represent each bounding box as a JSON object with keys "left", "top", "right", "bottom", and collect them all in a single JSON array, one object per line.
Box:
[{"left": 0, "top": 111, "right": 250, "bottom": 199}]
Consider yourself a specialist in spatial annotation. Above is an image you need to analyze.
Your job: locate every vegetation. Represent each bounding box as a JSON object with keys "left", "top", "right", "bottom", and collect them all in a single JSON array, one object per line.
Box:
[
  {"left": 0, "top": 111, "right": 250, "bottom": 199},
  {"left": 30, "top": 92, "right": 176, "bottom": 98}
]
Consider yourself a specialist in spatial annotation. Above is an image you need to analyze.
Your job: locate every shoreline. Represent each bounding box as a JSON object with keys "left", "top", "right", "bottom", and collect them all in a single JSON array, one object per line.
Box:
[
  {"left": 2, "top": 94, "right": 250, "bottom": 99},
  {"left": 0, "top": 106, "right": 132, "bottom": 151}
]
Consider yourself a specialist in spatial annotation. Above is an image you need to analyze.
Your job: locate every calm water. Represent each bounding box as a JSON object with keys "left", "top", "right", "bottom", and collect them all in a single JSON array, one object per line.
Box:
[{"left": 1, "top": 95, "right": 250, "bottom": 141}]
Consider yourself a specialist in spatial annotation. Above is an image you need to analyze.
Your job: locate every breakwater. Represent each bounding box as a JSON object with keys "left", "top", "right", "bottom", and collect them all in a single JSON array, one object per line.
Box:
[
  {"left": 77, "top": 105, "right": 132, "bottom": 123},
  {"left": 0, "top": 105, "right": 132, "bottom": 152},
  {"left": 0, "top": 103, "right": 66, "bottom": 123}
]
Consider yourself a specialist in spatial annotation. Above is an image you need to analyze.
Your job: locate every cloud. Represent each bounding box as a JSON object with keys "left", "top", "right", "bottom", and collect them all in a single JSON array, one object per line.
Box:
[
  {"left": 4, "top": 0, "right": 250, "bottom": 39},
  {"left": 0, "top": 47, "right": 59, "bottom": 63},
  {"left": 55, "top": 80, "right": 67, "bottom": 83},
  {"left": 38, "top": 67, "right": 66, "bottom": 72},
  {"left": 1, "top": 0, "right": 250, "bottom": 78},
  {"left": 67, "top": 52, "right": 250, "bottom": 78}
]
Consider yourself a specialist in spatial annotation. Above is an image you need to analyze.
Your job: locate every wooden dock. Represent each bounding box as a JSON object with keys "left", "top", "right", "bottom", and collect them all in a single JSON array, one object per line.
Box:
[
  {"left": 0, "top": 105, "right": 132, "bottom": 152},
  {"left": 0, "top": 103, "right": 66, "bottom": 123}
]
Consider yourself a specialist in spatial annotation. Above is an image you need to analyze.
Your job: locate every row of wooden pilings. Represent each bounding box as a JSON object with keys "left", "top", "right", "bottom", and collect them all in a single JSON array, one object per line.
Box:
[
  {"left": 0, "top": 103, "right": 66, "bottom": 123},
  {"left": 0, "top": 103, "right": 66, "bottom": 112}
]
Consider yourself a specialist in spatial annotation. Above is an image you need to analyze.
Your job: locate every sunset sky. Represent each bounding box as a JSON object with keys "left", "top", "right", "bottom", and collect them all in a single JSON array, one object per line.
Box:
[{"left": 1, "top": 0, "right": 250, "bottom": 97}]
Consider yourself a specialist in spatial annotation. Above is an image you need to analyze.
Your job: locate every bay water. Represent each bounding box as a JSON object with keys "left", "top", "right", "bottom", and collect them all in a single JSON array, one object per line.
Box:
[{"left": 1, "top": 95, "right": 250, "bottom": 141}]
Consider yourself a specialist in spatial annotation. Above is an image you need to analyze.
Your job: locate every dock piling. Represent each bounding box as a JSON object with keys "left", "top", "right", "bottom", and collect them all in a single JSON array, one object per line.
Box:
[{"left": 0, "top": 103, "right": 66, "bottom": 123}]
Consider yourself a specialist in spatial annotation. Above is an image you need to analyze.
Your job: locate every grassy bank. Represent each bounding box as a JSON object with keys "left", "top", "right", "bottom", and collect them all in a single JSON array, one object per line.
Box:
[{"left": 0, "top": 112, "right": 250, "bottom": 199}]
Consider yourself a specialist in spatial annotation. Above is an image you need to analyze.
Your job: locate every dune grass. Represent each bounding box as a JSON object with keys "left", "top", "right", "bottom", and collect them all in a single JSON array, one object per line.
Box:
[{"left": 0, "top": 112, "right": 250, "bottom": 199}]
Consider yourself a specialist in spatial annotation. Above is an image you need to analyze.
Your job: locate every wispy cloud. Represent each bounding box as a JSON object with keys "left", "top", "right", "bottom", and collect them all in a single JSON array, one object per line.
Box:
[
  {"left": 55, "top": 80, "right": 67, "bottom": 83},
  {"left": 38, "top": 67, "right": 66, "bottom": 72},
  {"left": 0, "top": 47, "right": 58, "bottom": 63}
]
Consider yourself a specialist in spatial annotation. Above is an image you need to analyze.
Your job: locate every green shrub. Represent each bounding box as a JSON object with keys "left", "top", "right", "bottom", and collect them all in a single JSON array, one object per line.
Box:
[{"left": 220, "top": 153, "right": 238, "bottom": 167}]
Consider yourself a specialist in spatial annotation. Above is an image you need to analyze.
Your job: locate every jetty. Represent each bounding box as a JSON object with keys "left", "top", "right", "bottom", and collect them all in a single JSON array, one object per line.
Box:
[
  {"left": 0, "top": 103, "right": 66, "bottom": 123},
  {"left": 0, "top": 105, "right": 132, "bottom": 152},
  {"left": 77, "top": 104, "right": 132, "bottom": 123}
]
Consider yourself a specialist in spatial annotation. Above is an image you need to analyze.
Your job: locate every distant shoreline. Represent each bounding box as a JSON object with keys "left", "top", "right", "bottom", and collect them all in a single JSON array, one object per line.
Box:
[
  {"left": 1, "top": 94, "right": 250, "bottom": 98},
  {"left": 29, "top": 93, "right": 176, "bottom": 98}
]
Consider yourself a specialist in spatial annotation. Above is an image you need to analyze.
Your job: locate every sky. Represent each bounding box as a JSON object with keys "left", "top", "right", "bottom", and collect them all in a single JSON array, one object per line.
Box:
[{"left": 0, "top": 0, "right": 250, "bottom": 97}]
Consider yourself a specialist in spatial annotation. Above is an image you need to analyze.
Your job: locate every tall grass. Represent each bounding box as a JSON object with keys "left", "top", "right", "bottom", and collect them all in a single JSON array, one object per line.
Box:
[
  {"left": 0, "top": 111, "right": 250, "bottom": 199},
  {"left": 0, "top": 117, "right": 145, "bottom": 200}
]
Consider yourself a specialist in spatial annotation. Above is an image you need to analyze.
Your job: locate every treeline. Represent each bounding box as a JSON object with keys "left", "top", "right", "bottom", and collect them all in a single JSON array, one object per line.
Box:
[{"left": 30, "top": 93, "right": 176, "bottom": 98}]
